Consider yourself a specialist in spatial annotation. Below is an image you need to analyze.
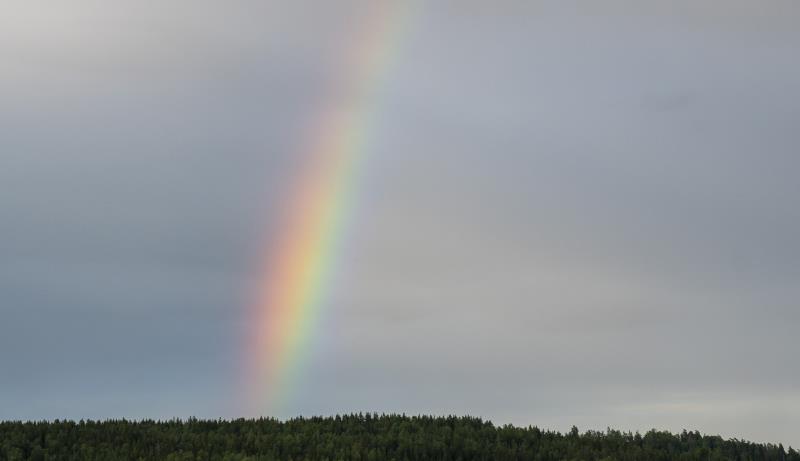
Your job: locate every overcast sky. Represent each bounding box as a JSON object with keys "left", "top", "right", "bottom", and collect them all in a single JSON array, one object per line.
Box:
[{"left": 2, "top": 0, "right": 799, "bottom": 448}]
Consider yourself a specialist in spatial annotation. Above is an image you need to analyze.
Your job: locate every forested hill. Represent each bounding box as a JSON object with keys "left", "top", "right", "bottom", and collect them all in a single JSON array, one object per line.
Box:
[{"left": 1, "top": 415, "right": 796, "bottom": 461}]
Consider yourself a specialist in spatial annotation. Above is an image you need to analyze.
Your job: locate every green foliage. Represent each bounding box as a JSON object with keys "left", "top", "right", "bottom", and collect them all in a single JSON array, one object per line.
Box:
[{"left": 0, "top": 415, "right": 795, "bottom": 461}]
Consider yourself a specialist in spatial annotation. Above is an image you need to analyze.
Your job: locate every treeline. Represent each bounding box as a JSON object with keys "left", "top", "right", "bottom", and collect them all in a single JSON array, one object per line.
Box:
[{"left": 0, "top": 414, "right": 797, "bottom": 461}]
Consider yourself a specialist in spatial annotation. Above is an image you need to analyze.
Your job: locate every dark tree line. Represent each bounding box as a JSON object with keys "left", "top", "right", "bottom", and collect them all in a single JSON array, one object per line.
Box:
[{"left": 0, "top": 414, "right": 797, "bottom": 461}]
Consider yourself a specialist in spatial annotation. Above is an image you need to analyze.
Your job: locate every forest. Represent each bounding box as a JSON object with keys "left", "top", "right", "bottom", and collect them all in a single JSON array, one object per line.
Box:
[{"left": 0, "top": 414, "right": 797, "bottom": 461}]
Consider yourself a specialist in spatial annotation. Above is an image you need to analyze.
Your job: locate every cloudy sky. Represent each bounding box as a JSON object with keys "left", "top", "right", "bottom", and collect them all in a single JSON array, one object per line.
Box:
[{"left": 2, "top": 0, "right": 799, "bottom": 447}]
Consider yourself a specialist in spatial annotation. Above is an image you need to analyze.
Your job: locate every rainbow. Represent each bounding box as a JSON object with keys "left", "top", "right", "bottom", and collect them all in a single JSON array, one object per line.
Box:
[{"left": 245, "top": 2, "right": 416, "bottom": 415}]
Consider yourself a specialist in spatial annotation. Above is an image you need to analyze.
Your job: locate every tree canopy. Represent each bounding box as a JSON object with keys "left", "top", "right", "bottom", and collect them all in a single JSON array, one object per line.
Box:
[{"left": 0, "top": 414, "right": 796, "bottom": 461}]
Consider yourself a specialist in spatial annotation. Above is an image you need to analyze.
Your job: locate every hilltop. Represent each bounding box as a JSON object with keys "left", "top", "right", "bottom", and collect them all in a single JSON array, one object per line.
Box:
[{"left": 1, "top": 414, "right": 796, "bottom": 460}]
